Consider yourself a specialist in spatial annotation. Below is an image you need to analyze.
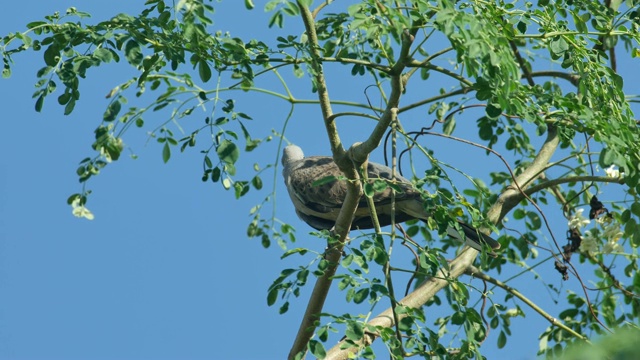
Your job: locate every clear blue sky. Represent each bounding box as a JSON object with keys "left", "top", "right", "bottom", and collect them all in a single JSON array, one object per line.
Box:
[{"left": 1, "top": 2, "right": 638, "bottom": 360}]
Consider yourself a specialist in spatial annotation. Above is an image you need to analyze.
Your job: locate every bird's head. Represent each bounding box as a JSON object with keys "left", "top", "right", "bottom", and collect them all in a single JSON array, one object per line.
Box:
[{"left": 282, "top": 145, "right": 305, "bottom": 167}]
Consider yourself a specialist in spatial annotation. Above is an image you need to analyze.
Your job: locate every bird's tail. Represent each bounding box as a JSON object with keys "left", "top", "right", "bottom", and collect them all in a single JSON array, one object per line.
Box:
[{"left": 447, "top": 221, "right": 500, "bottom": 256}]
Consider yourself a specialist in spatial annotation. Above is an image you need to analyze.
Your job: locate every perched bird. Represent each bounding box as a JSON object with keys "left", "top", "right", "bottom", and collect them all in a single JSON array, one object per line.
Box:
[{"left": 282, "top": 145, "right": 500, "bottom": 253}]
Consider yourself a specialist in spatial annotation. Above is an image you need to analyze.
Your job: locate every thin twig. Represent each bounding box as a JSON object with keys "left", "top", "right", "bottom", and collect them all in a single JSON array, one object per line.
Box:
[{"left": 465, "top": 265, "right": 590, "bottom": 342}]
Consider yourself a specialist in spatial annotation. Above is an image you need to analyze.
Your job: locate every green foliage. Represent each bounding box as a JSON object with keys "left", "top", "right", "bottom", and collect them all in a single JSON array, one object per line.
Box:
[
  {"left": 3, "top": 0, "right": 640, "bottom": 358},
  {"left": 557, "top": 326, "right": 640, "bottom": 360}
]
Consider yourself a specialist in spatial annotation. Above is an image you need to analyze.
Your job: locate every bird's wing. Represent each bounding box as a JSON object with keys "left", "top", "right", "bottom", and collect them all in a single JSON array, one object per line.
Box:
[
  {"left": 286, "top": 156, "right": 347, "bottom": 212},
  {"left": 282, "top": 146, "right": 500, "bottom": 255},
  {"left": 284, "top": 155, "right": 421, "bottom": 229}
]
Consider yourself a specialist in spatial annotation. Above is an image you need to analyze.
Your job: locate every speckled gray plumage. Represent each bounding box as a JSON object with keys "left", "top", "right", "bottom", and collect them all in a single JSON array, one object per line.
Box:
[{"left": 282, "top": 145, "right": 500, "bottom": 251}]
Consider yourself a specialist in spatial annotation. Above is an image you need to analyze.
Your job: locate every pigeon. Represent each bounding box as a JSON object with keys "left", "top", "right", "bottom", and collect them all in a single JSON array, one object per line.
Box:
[{"left": 281, "top": 145, "right": 500, "bottom": 252}]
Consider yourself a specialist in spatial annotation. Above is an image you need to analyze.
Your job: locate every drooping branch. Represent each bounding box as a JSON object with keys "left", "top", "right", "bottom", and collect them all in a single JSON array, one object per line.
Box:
[
  {"left": 522, "top": 175, "right": 624, "bottom": 199},
  {"left": 529, "top": 71, "right": 580, "bottom": 86},
  {"left": 465, "top": 265, "right": 589, "bottom": 342}
]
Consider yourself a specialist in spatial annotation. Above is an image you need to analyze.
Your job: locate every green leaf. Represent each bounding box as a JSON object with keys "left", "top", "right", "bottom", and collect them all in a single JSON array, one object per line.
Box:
[
  {"left": 105, "top": 138, "right": 123, "bottom": 161},
  {"left": 517, "top": 21, "right": 527, "bottom": 33},
  {"left": 66, "top": 193, "right": 82, "bottom": 205},
  {"left": 214, "top": 117, "right": 228, "bottom": 125},
  {"left": 364, "top": 182, "right": 374, "bottom": 198},
  {"left": 162, "top": 142, "right": 171, "bottom": 163},
  {"left": 474, "top": 78, "right": 493, "bottom": 100},
  {"left": 234, "top": 181, "right": 250, "bottom": 198},
  {"left": 559, "top": 308, "right": 579, "bottom": 319},
  {"left": 513, "top": 208, "right": 525, "bottom": 220},
  {"left": 317, "top": 326, "right": 329, "bottom": 342},
  {"left": 405, "top": 225, "right": 419, "bottom": 237},
  {"left": 281, "top": 248, "right": 308, "bottom": 259},
  {"left": 43, "top": 44, "right": 60, "bottom": 67},
  {"left": 278, "top": 301, "right": 289, "bottom": 314},
  {"left": 216, "top": 140, "right": 240, "bottom": 165},
  {"left": 526, "top": 211, "right": 541, "bottom": 230},
  {"left": 451, "top": 311, "right": 466, "bottom": 325},
  {"left": 498, "top": 330, "right": 507, "bottom": 348},
  {"left": 57, "top": 92, "right": 71, "bottom": 105},
  {"left": 211, "top": 167, "right": 221, "bottom": 182},
  {"left": 549, "top": 37, "right": 569, "bottom": 58},
  {"left": 26, "top": 21, "right": 47, "bottom": 29},
  {"left": 353, "top": 288, "right": 369, "bottom": 304},
  {"left": 268, "top": 12, "right": 284, "bottom": 28},
  {"left": 93, "top": 48, "right": 113, "bottom": 63},
  {"left": 346, "top": 321, "right": 365, "bottom": 341},
  {"left": 267, "top": 287, "right": 278, "bottom": 306},
  {"left": 486, "top": 103, "right": 502, "bottom": 118},
  {"left": 198, "top": 60, "right": 212, "bottom": 82},
  {"left": 611, "top": 72, "right": 623, "bottom": 90},
  {"left": 443, "top": 116, "right": 456, "bottom": 135},
  {"left": 283, "top": 1, "right": 300, "bottom": 16},
  {"left": 341, "top": 254, "right": 354, "bottom": 267},
  {"left": 633, "top": 230, "right": 640, "bottom": 247},
  {"left": 244, "top": 0, "right": 254, "bottom": 9},
  {"left": 296, "top": 269, "right": 309, "bottom": 285},
  {"left": 124, "top": 40, "right": 143, "bottom": 66},
  {"left": 251, "top": 176, "right": 263, "bottom": 190},
  {"left": 308, "top": 340, "right": 326, "bottom": 358},
  {"left": 35, "top": 94, "right": 45, "bottom": 112},
  {"left": 398, "top": 317, "right": 414, "bottom": 332},
  {"left": 372, "top": 179, "right": 388, "bottom": 193},
  {"left": 204, "top": 155, "right": 213, "bottom": 168},
  {"left": 103, "top": 100, "right": 121, "bottom": 121}
]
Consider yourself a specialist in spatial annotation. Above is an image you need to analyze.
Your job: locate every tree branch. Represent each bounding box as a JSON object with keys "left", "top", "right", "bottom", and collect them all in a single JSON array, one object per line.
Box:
[
  {"left": 289, "top": 11, "right": 418, "bottom": 358},
  {"left": 325, "top": 249, "right": 480, "bottom": 359},
  {"left": 325, "top": 126, "right": 561, "bottom": 359},
  {"left": 487, "top": 126, "right": 560, "bottom": 223},
  {"left": 465, "top": 265, "right": 590, "bottom": 342},
  {"left": 530, "top": 71, "right": 580, "bottom": 86},
  {"left": 288, "top": 3, "right": 357, "bottom": 359},
  {"left": 522, "top": 175, "right": 624, "bottom": 199}
]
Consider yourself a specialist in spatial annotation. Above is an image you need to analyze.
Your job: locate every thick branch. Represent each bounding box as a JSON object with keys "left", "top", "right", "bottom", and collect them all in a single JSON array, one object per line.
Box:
[
  {"left": 325, "top": 249, "right": 480, "bottom": 359},
  {"left": 288, "top": 3, "right": 356, "bottom": 359},
  {"left": 287, "top": 187, "right": 359, "bottom": 360},
  {"left": 487, "top": 126, "right": 560, "bottom": 222},
  {"left": 289, "top": 13, "right": 418, "bottom": 359}
]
